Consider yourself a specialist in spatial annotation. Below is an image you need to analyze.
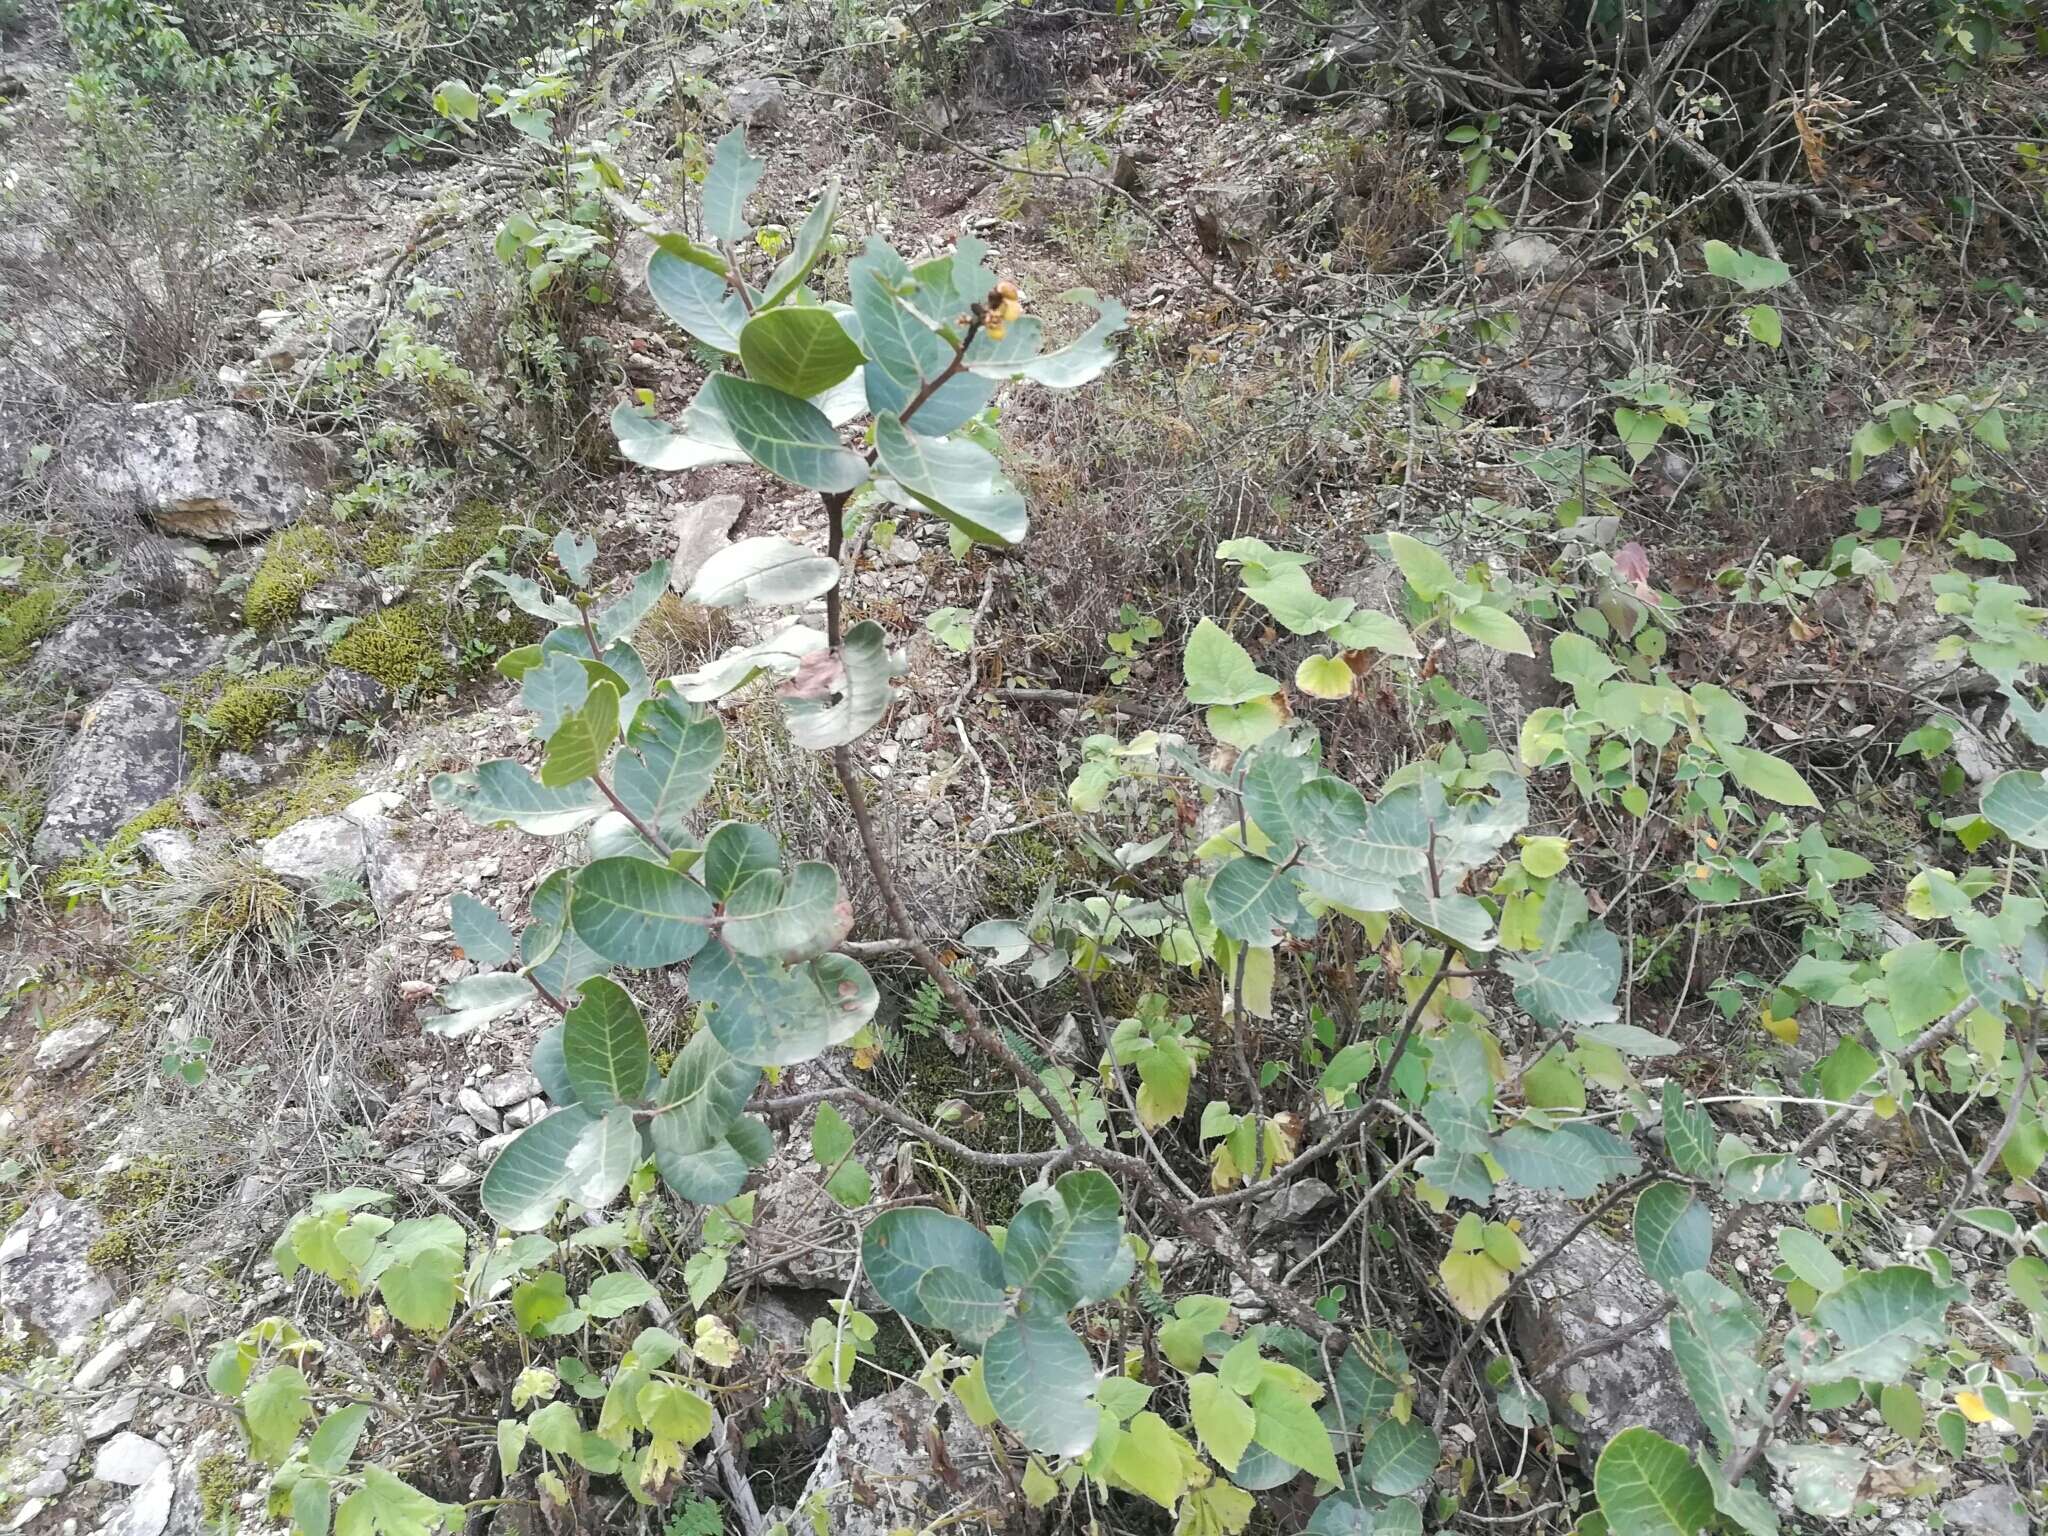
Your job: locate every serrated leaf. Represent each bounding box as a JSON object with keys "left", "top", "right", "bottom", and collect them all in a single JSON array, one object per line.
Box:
[
  {"left": 365, "top": 1216, "right": 465, "bottom": 1334},
  {"left": 333, "top": 1466, "right": 460, "bottom": 1536},
  {"left": 1743, "top": 304, "right": 1782, "bottom": 348},
  {"left": 243, "top": 1365, "right": 312, "bottom": 1464}
]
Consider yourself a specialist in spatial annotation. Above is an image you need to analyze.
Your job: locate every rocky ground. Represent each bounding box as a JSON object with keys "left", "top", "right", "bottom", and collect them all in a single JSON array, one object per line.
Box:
[{"left": 3, "top": 0, "right": 2047, "bottom": 1533}]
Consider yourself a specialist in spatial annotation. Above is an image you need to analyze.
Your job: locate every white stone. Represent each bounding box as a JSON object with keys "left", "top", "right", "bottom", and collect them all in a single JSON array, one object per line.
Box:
[
  {"left": 136, "top": 830, "right": 199, "bottom": 874},
  {"left": 93, "top": 1434, "right": 169, "bottom": 1488},
  {"left": 35, "top": 1017, "right": 116, "bottom": 1075},
  {"left": 84, "top": 1389, "right": 142, "bottom": 1440},
  {"left": 257, "top": 814, "right": 367, "bottom": 888},
  {"left": 479, "top": 1070, "right": 542, "bottom": 1110},
  {"left": 104, "top": 1461, "right": 174, "bottom": 1536},
  {"left": 456, "top": 1088, "right": 499, "bottom": 1134}
]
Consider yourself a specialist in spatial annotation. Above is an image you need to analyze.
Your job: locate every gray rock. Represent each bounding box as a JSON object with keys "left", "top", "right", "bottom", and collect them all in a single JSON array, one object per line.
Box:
[
  {"left": 40, "top": 597, "right": 231, "bottom": 693},
  {"left": 478, "top": 1070, "right": 542, "bottom": 1110},
  {"left": 456, "top": 1087, "right": 499, "bottom": 1135},
  {"left": 785, "top": 1383, "right": 1005, "bottom": 1536},
  {"left": 84, "top": 1388, "right": 143, "bottom": 1439},
  {"left": 343, "top": 794, "right": 421, "bottom": 921},
  {"left": 1940, "top": 1485, "right": 2029, "bottom": 1536},
  {"left": 17, "top": 1469, "right": 66, "bottom": 1499},
  {"left": 0, "top": 1195, "right": 115, "bottom": 1340},
  {"left": 727, "top": 77, "right": 788, "bottom": 128},
  {"left": 1255, "top": 1176, "right": 1336, "bottom": 1231},
  {"left": 106, "top": 1460, "right": 176, "bottom": 1536},
  {"left": 62, "top": 402, "right": 336, "bottom": 540},
  {"left": 256, "top": 813, "right": 366, "bottom": 887},
  {"left": 94, "top": 1434, "right": 169, "bottom": 1488},
  {"left": 157, "top": 1288, "right": 213, "bottom": 1327},
  {"left": 303, "top": 667, "right": 393, "bottom": 733},
  {"left": 1509, "top": 1195, "right": 1705, "bottom": 1460},
  {"left": 1488, "top": 232, "right": 1569, "bottom": 283},
  {"left": 5, "top": 1501, "right": 49, "bottom": 1532},
  {"left": 749, "top": 1165, "right": 859, "bottom": 1291},
  {"left": 34, "top": 1015, "right": 115, "bottom": 1074},
  {"left": 671, "top": 494, "right": 746, "bottom": 594},
  {"left": 1192, "top": 182, "right": 1275, "bottom": 260},
  {"left": 73, "top": 1322, "right": 146, "bottom": 1390},
  {"left": 32, "top": 681, "right": 185, "bottom": 863},
  {"left": 137, "top": 828, "right": 199, "bottom": 874}
]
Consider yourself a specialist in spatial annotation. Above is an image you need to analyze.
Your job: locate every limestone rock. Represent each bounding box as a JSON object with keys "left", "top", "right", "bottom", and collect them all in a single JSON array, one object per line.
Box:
[
  {"left": 343, "top": 792, "right": 421, "bottom": 920},
  {"left": 1487, "top": 232, "right": 1569, "bottom": 284},
  {"left": 84, "top": 1389, "right": 143, "bottom": 1439},
  {"left": 727, "top": 78, "right": 787, "bottom": 128},
  {"left": 137, "top": 829, "right": 199, "bottom": 874},
  {"left": 1940, "top": 1485, "right": 2029, "bottom": 1536},
  {"left": 32, "top": 681, "right": 186, "bottom": 863},
  {"left": 671, "top": 493, "right": 746, "bottom": 594},
  {"left": 478, "top": 1071, "right": 542, "bottom": 1110},
  {"left": 34, "top": 1015, "right": 115, "bottom": 1074},
  {"left": 1508, "top": 1195, "right": 1705, "bottom": 1460},
  {"left": 256, "top": 813, "right": 366, "bottom": 888},
  {"left": 0, "top": 1195, "right": 115, "bottom": 1341},
  {"left": 94, "top": 1434, "right": 170, "bottom": 1488},
  {"left": 40, "top": 596, "right": 231, "bottom": 693},
  {"left": 303, "top": 667, "right": 393, "bottom": 733},
  {"left": 63, "top": 402, "right": 337, "bottom": 540},
  {"left": 749, "top": 1165, "right": 859, "bottom": 1291},
  {"left": 786, "top": 1384, "right": 1007, "bottom": 1536},
  {"left": 104, "top": 1460, "right": 175, "bottom": 1536}
]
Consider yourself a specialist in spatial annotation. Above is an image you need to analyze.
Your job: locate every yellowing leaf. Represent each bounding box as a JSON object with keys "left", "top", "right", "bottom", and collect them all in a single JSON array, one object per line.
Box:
[
  {"left": 1955, "top": 1391, "right": 1994, "bottom": 1424},
  {"left": 1439, "top": 1250, "right": 1511, "bottom": 1319},
  {"left": 1519, "top": 835, "right": 1570, "bottom": 878},
  {"left": 1021, "top": 1459, "right": 1059, "bottom": 1509},
  {"left": 1294, "top": 653, "right": 1355, "bottom": 700},
  {"left": 1760, "top": 1005, "right": 1800, "bottom": 1045}
]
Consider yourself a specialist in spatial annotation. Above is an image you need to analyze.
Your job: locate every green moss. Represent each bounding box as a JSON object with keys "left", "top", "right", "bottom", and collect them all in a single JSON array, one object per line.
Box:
[
  {"left": 243, "top": 527, "right": 339, "bottom": 634},
  {"left": 0, "top": 585, "right": 74, "bottom": 667},
  {"left": 329, "top": 601, "right": 449, "bottom": 693},
  {"left": 202, "top": 666, "right": 319, "bottom": 751},
  {"left": 47, "top": 796, "right": 192, "bottom": 892},
  {"left": 198, "top": 1454, "right": 244, "bottom": 1525},
  {"left": 223, "top": 744, "right": 363, "bottom": 839}
]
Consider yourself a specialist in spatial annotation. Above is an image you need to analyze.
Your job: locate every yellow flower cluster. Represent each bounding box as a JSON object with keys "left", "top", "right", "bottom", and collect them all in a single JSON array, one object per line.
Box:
[{"left": 985, "top": 279, "right": 1023, "bottom": 340}]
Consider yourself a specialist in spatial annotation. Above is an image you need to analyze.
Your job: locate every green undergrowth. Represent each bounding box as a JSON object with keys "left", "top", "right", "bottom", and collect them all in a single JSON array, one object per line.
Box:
[
  {"left": 243, "top": 527, "right": 339, "bottom": 634},
  {"left": 328, "top": 600, "right": 451, "bottom": 693},
  {"left": 213, "top": 744, "right": 363, "bottom": 839},
  {"left": 200, "top": 666, "right": 320, "bottom": 751},
  {"left": 0, "top": 527, "right": 86, "bottom": 668}
]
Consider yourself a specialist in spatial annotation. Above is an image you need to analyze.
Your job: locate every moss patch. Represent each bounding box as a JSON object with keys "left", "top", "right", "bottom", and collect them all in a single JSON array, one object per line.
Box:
[
  {"left": 243, "top": 527, "right": 339, "bottom": 634},
  {"left": 217, "top": 744, "right": 363, "bottom": 839},
  {"left": 202, "top": 666, "right": 319, "bottom": 751},
  {"left": 329, "top": 600, "right": 449, "bottom": 693},
  {"left": 0, "top": 526, "right": 85, "bottom": 667},
  {"left": 198, "top": 1453, "right": 244, "bottom": 1525}
]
